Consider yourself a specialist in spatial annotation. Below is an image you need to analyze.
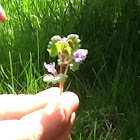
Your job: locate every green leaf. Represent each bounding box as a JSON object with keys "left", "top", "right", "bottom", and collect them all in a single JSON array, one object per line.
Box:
[
  {"left": 43, "top": 74, "right": 54, "bottom": 82},
  {"left": 70, "top": 65, "right": 79, "bottom": 71},
  {"left": 51, "top": 74, "right": 68, "bottom": 84},
  {"left": 67, "top": 34, "right": 81, "bottom": 53},
  {"left": 43, "top": 74, "right": 67, "bottom": 84},
  {"left": 47, "top": 45, "right": 58, "bottom": 57},
  {"left": 55, "top": 42, "right": 71, "bottom": 56},
  {"left": 69, "top": 60, "right": 80, "bottom": 71},
  {"left": 51, "top": 35, "right": 61, "bottom": 42},
  {"left": 47, "top": 35, "right": 61, "bottom": 57}
]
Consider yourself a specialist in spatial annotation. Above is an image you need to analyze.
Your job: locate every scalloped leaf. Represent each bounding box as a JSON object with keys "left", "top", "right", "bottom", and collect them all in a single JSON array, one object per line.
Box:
[
  {"left": 51, "top": 74, "right": 68, "bottom": 84},
  {"left": 51, "top": 35, "right": 61, "bottom": 42},
  {"left": 70, "top": 65, "right": 79, "bottom": 71},
  {"left": 47, "top": 35, "right": 61, "bottom": 57},
  {"left": 67, "top": 34, "right": 81, "bottom": 53},
  {"left": 43, "top": 74, "right": 54, "bottom": 82},
  {"left": 47, "top": 45, "right": 58, "bottom": 57},
  {"left": 55, "top": 42, "right": 71, "bottom": 56},
  {"left": 43, "top": 74, "right": 68, "bottom": 84},
  {"left": 69, "top": 60, "right": 80, "bottom": 71}
]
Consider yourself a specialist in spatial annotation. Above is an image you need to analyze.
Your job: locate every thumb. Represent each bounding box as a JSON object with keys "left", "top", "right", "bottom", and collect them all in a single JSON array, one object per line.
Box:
[{"left": 19, "top": 91, "right": 79, "bottom": 140}]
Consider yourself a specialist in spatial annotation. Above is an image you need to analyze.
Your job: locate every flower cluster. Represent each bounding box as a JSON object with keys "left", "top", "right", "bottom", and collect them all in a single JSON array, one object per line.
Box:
[
  {"left": 44, "top": 62, "right": 56, "bottom": 73},
  {"left": 43, "top": 34, "right": 88, "bottom": 94},
  {"left": 73, "top": 49, "right": 87, "bottom": 63}
]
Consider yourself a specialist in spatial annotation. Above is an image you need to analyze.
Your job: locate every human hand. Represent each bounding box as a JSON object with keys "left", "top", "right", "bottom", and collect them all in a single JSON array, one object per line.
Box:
[
  {"left": 0, "top": 4, "right": 7, "bottom": 22},
  {"left": 0, "top": 87, "right": 79, "bottom": 140}
]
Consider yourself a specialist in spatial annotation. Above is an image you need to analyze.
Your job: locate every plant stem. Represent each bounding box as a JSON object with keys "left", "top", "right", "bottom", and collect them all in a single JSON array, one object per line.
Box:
[
  {"left": 64, "top": 63, "right": 69, "bottom": 75},
  {"left": 53, "top": 71, "right": 58, "bottom": 77},
  {"left": 60, "top": 63, "right": 64, "bottom": 73},
  {"left": 60, "top": 63, "right": 64, "bottom": 94},
  {"left": 60, "top": 82, "right": 64, "bottom": 94}
]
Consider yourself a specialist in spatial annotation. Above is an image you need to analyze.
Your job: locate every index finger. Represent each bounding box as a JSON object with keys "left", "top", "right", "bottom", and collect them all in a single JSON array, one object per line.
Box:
[
  {"left": 0, "top": 87, "right": 60, "bottom": 120},
  {"left": 0, "top": 5, "right": 7, "bottom": 22}
]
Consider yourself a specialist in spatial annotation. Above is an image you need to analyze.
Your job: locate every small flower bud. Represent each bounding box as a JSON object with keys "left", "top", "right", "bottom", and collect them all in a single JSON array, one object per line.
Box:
[{"left": 44, "top": 62, "right": 56, "bottom": 73}]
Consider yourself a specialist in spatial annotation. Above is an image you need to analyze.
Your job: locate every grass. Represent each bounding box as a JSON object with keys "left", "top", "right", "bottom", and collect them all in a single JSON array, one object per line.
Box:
[{"left": 0, "top": 0, "right": 140, "bottom": 139}]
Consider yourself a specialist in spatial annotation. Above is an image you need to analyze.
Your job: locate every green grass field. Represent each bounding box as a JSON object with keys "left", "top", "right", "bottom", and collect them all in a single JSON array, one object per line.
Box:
[{"left": 0, "top": 0, "right": 140, "bottom": 139}]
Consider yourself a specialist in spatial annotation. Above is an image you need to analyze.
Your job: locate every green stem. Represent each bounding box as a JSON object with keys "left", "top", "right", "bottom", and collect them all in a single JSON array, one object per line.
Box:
[{"left": 64, "top": 63, "right": 69, "bottom": 75}]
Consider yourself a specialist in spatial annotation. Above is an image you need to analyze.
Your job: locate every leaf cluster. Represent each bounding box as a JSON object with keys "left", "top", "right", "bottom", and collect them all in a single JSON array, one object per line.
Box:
[{"left": 47, "top": 34, "right": 80, "bottom": 58}]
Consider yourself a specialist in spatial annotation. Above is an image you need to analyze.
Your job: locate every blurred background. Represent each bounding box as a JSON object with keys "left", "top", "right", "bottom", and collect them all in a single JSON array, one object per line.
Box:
[{"left": 0, "top": 0, "right": 140, "bottom": 139}]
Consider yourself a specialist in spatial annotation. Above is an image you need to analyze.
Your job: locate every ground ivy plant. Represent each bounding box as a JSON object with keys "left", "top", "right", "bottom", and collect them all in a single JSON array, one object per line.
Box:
[{"left": 43, "top": 34, "right": 88, "bottom": 94}]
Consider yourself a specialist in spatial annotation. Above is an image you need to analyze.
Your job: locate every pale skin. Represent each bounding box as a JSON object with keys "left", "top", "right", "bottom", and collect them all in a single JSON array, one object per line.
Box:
[
  {"left": 0, "top": 5, "right": 6, "bottom": 22},
  {"left": 0, "top": 5, "right": 79, "bottom": 140}
]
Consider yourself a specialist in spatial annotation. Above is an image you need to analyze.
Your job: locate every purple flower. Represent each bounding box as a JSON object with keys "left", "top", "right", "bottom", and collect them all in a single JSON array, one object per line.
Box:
[
  {"left": 44, "top": 62, "right": 56, "bottom": 73},
  {"left": 73, "top": 49, "right": 88, "bottom": 63}
]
